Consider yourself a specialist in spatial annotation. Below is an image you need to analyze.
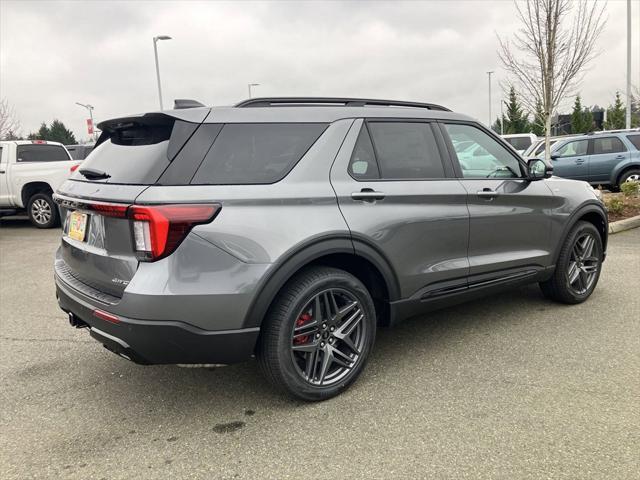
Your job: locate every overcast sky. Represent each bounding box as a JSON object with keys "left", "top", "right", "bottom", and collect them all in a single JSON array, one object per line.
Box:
[{"left": 1, "top": 0, "right": 638, "bottom": 141}]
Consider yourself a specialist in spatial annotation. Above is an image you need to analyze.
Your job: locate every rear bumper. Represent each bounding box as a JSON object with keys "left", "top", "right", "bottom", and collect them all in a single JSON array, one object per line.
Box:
[{"left": 55, "top": 274, "right": 260, "bottom": 365}]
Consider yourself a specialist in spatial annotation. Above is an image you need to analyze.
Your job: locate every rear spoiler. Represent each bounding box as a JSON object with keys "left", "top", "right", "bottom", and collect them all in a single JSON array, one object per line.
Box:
[{"left": 95, "top": 109, "right": 211, "bottom": 148}]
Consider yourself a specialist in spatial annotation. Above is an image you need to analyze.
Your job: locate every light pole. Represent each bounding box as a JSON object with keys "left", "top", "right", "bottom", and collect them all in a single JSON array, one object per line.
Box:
[
  {"left": 625, "top": 0, "right": 631, "bottom": 129},
  {"left": 500, "top": 95, "right": 504, "bottom": 135},
  {"left": 248, "top": 83, "right": 260, "bottom": 99},
  {"left": 75, "top": 102, "right": 96, "bottom": 140},
  {"left": 153, "top": 35, "right": 172, "bottom": 110},
  {"left": 487, "top": 71, "right": 494, "bottom": 129}
]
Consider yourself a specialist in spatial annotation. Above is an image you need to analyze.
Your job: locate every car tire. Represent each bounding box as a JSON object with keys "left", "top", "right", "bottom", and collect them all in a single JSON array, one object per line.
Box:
[
  {"left": 257, "top": 266, "right": 377, "bottom": 401},
  {"left": 539, "top": 221, "right": 603, "bottom": 304},
  {"left": 616, "top": 169, "right": 640, "bottom": 190},
  {"left": 27, "top": 193, "right": 59, "bottom": 229}
]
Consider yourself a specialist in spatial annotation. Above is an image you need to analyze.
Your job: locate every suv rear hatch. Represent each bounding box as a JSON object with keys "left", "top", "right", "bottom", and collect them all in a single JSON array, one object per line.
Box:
[{"left": 55, "top": 108, "right": 213, "bottom": 299}]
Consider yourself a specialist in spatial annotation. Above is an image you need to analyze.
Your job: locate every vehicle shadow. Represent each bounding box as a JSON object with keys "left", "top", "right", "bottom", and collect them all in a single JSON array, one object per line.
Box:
[
  {"left": 76, "top": 283, "right": 551, "bottom": 416},
  {"left": 0, "top": 216, "right": 32, "bottom": 228}
]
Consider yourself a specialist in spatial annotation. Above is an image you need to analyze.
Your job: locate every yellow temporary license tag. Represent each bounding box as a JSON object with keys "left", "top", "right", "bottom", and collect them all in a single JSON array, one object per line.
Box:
[{"left": 68, "top": 211, "right": 88, "bottom": 242}]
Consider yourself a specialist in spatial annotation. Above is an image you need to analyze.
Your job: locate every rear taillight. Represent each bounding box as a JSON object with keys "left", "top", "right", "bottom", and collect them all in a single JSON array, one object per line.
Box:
[
  {"left": 89, "top": 203, "right": 128, "bottom": 218},
  {"left": 129, "top": 204, "right": 220, "bottom": 261},
  {"left": 70, "top": 164, "right": 79, "bottom": 173}
]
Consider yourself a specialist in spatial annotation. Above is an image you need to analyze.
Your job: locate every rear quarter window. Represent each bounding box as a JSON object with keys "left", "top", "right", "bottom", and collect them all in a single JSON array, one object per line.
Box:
[
  {"left": 16, "top": 144, "right": 71, "bottom": 162},
  {"left": 191, "top": 123, "right": 326, "bottom": 185},
  {"left": 626, "top": 134, "right": 640, "bottom": 150}
]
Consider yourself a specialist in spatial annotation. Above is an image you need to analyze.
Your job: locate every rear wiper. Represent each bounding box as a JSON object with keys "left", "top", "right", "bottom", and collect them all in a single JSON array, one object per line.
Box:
[{"left": 79, "top": 168, "right": 111, "bottom": 180}]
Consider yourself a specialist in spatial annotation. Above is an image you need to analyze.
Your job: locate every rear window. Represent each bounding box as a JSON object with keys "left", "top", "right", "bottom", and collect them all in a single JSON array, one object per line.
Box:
[
  {"left": 17, "top": 144, "right": 71, "bottom": 162},
  {"left": 367, "top": 122, "right": 445, "bottom": 179},
  {"left": 593, "top": 137, "right": 626, "bottom": 154},
  {"left": 625, "top": 134, "right": 640, "bottom": 150},
  {"left": 191, "top": 123, "right": 326, "bottom": 185},
  {"left": 72, "top": 116, "right": 188, "bottom": 185},
  {"left": 504, "top": 137, "right": 532, "bottom": 151}
]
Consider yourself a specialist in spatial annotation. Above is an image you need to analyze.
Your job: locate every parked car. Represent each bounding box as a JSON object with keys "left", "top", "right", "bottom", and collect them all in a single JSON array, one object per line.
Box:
[
  {"left": 0, "top": 140, "right": 81, "bottom": 227},
  {"left": 522, "top": 135, "right": 573, "bottom": 158},
  {"left": 501, "top": 133, "right": 537, "bottom": 154},
  {"left": 547, "top": 131, "right": 640, "bottom": 189},
  {"left": 65, "top": 144, "right": 95, "bottom": 160},
  {"left": 54, "top": 97, "right": 608, "bottom": 400}
]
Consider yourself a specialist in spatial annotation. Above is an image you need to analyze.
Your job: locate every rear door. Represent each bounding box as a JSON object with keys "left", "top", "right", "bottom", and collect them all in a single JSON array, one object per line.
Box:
[
  {"left": 441, "top": 122, "right": 555, "bottom": 281},
  {"left": 330, "top": 119, "right": 469, "bottom": 301},
  {"left": 588, "top": 136, "right": 629, "bottom": 184},
  {"left": 550, "top": 138, "right": 589, "bottom": 180}
]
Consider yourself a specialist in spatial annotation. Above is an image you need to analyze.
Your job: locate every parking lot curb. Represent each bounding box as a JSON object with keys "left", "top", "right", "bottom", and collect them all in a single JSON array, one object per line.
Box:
[{"left": 609, "top": 215, "right": 640, "bottom": 234}]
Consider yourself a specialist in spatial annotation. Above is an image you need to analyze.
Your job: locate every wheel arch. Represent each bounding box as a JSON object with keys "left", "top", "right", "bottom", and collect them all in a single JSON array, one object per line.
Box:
[
  {"left": 553, "top": 202, "right": 608, "bottom": 265},
  {"left": 244, "top": 235, "right": 400, "bottom": 330},
  {"left": 21, "top": 181, "right": 54, "bottom": 208},
  {"left": 612, "top": 163, "right": 640, "bottom": 187}
]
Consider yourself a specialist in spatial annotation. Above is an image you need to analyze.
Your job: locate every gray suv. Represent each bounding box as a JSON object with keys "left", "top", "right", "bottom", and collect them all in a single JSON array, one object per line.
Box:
[{"left": 54, "top": 97, "right": 608, "bottom": 400}]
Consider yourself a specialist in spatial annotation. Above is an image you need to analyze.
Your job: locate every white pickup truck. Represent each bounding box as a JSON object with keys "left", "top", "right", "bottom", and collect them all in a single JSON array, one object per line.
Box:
[{"left": 0, "top": 140, "right": 81, "bottom": 228}]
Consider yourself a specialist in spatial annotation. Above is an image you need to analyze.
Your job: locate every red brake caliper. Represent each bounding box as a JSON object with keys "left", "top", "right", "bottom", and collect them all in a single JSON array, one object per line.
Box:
[{"left": 293, "top": 313, "right": 312, "bottom": 345}]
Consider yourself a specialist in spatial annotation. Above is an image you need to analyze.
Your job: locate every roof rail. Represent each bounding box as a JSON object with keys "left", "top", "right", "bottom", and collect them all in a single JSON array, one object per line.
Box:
[
  {"left": 235, "top": 97, "right": 451, "bottom": 112},
  {"left": 587, "top": 127, "right": 640, "bottom": 135},
  {"left": 173, "top": 99, "right": 206, "bottom": 109}
]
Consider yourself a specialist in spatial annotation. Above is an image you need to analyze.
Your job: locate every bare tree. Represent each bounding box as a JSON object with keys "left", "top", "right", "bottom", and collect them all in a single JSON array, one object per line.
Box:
[
  {"left": 498, "top": 0, "right": 606, "bottom": 157},
  {"left": 0, "top": 98, "right": 22, "bottom": 140}
]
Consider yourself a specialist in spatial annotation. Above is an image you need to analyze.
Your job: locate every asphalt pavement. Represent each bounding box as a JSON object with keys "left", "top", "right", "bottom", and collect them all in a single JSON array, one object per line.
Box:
[{"left": 1, "top": 218, "right": 638, "bottom": 479}]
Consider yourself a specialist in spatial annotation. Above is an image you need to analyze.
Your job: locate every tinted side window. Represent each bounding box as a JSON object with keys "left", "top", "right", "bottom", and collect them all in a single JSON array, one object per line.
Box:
[
  {"left": 349, "top": 125, "right": 379, "bottom": 180},
  {"left": 505, "top": 137, "right": 532, "bottom": 151},
  {"left": 593, "top": 137, "right": 626, "bottom": 154},
  {"left": 16, "top": 145, "right": 71, "bottom": 162},
  {"left": 555, "top": 139, "right": 588, "bottom": 157},
  {"left": 444, "top": 123, "right": 523, "bottom": 178},
  {"left": 626, "top": 135, "right": 640, "bottom": 150},
  {"left": 192, "top": 123, "right": 326, "bottom": 185},
  {"left": 367, "top": 122, "right": 445, "bottom": 179}
]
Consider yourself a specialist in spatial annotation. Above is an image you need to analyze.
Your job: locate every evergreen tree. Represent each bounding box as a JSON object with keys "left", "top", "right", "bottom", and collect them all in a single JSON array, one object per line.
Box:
[
  {"left": 26, "top": 120, "right": 76, "bottom": 144},
  {"left": 491, "top": 116, "right": 504, "bottom": 134},
  {"left": 34, "top": 122, "right": 50, "bottom": 140},
  {"left": 530, "top": 101, "right": 545, "bottom": 136},
  {"left": 631, "top": 94, "right": 640, "bottom": 128},
  {"left": 603, "top": 92, "right": 626, "bottom": 130},
  {"left": 502, "top": 86, "right": 530, "bottom": 134},
  {"left": 47, "top": 119, "right": 77, "bottom": 144},
  {"left": 570, "top": 95, "right": 594, "bottom": 134}
]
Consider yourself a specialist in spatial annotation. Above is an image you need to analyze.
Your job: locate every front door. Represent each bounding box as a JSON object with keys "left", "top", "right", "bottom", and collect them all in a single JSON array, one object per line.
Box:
[
  {"left": 440, "top": 122, "right": 556, "bottom": 282},
  {"left": 330, "top": 119, "right": 470, "bottom": 300},
  {"left": 550, "top": 138, "right": 589, "bottom": 181}
]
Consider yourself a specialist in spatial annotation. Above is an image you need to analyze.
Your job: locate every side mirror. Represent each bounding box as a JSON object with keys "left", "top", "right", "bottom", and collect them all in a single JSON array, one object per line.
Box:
[
  {"left": 549, "top": 154, "right": 559, "bottom": 161},
  {"left": 527, "top": 158, "right": 553, "bottom": 180}
]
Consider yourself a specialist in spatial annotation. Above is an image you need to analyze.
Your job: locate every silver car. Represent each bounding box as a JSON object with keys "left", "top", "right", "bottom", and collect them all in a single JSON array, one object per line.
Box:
[{"left": 54, "top": 97, "right": 608, "bottom": 400}]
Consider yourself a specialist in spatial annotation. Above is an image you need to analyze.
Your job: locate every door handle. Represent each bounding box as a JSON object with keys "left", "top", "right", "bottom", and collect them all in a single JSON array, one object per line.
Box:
[
  {"left": 615, "top": 155, "right": 624, "bottom": 159},
  {"left": 351, "top": 188, "right": 385, "bottom": 202},
  {"left": 476, "top": 188, "right": 499, "bottom": 199},
  {"left": 574, "top": 158, "right": 584, "bottom": 164},
  {"left": 0, "top": 170, "right": 5, "bottom": 174}
]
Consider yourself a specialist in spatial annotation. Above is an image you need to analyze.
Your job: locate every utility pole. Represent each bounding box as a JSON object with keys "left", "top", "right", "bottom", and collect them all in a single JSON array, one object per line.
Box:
[{"left": 487, "top": 71, "right": 494, "bottom": 128}]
